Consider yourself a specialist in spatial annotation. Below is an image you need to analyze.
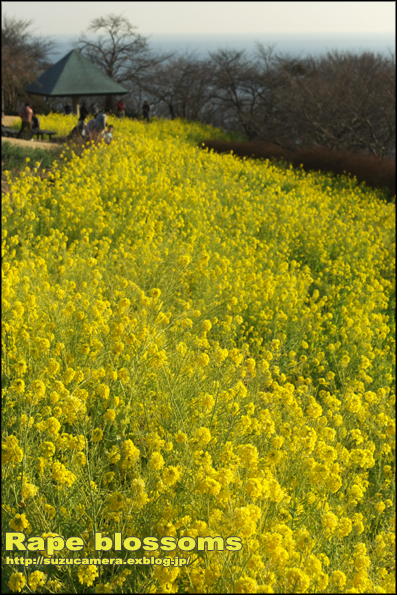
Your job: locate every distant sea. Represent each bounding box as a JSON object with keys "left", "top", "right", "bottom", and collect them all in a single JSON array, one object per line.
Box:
[{"left": 45, "top": 32, "right": 395, "bottom": 63}]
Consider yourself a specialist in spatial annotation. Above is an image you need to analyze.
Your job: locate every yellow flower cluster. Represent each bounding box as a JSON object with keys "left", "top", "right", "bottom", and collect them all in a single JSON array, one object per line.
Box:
[{"left": 2, "top": 114, "right": 395, "bottom": 593}]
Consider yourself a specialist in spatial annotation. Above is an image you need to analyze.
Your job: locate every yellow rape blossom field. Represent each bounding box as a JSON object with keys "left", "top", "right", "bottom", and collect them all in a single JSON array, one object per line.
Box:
[{"left": 2, "top": 114, "right": 395, "bottom": 593}]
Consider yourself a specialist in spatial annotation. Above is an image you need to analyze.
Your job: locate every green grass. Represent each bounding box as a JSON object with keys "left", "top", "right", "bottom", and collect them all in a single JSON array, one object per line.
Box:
[{"left": 2, "top": 141, "right": 63, "bottom": 179}]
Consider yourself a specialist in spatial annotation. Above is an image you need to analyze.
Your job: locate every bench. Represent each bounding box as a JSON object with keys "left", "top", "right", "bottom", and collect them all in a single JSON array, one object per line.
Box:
[
  {"left": 32, "top": 129, "right": 57, "bottom": 141},
  {"left": 1, "top": 126, "right": 19, "bottom": 138}
]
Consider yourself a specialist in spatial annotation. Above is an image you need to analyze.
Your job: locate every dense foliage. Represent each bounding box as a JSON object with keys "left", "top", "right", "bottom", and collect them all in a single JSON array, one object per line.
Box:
[{"left": 2, "top": 116, "right": 395, "bottom": 593}]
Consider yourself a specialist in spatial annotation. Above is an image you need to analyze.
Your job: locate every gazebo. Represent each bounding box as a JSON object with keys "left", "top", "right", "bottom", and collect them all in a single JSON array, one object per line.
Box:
[{"left": 25, "top": 49, "right": 128, "bottom": 116}]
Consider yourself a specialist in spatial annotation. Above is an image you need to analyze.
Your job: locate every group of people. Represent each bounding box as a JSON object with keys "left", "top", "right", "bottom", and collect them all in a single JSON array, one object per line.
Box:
[
  {"left": 67, "top": 103, "right": 114, "bottom": 144},
  {"left": 67, "top": 99, "right": 152, "bottom": 142},
  {"left": 71, "top": 99, "right": 151, "bottom": 121},
  {"left": 16, "top": 97, "right": 153, "bottom": 143},
  {"left": 64, "top": 101, "right": 98, "bottom": 118},
  {"left": 116, "top": 100, "right": 151, "bottom": 121},
  {"left": 17, "top": 102, "right": 40, "bottom": 139}
]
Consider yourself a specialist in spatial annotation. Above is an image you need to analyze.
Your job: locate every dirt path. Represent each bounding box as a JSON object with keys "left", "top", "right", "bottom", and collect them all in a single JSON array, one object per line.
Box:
[{"left": 2, "top": 136, "right": 60, "bottom": 150}]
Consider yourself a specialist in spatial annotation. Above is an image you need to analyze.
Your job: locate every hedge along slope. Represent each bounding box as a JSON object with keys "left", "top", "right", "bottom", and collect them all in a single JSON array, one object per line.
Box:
[
  {"left": 200, "top": 139, "right": 396, "bottom": 199},
  {"left": 2, "top": 115, "right": 395, "bottom": 594}
]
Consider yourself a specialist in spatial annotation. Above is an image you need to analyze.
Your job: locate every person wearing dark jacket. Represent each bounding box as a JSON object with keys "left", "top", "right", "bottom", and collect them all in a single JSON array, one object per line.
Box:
[
  {"left": 79, "top": 102, "right": 89, "bottom": 122},
  {"left": 31, "top": 112, "right": 40, "bottom": 131},
  {"left": 142, "top": 101, "right": 150, "bottom": 122}
]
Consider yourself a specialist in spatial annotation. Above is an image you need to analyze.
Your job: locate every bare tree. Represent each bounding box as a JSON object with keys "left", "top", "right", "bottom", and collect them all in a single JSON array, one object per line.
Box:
[
  {"left": 278, "top": 50, "right": 396, "bottom": 157},
  {"left": 2, "top": 14, "right": 54, "bottom": 113},
  {"left": 138, "top": 52, "right": 216, "bottom": 121},
  {"left": 238, "top": 45, "right": 396, "bottom": 157},
  {"left": 209, "top": 49, "right": 253, "bottom": 136},
  {"left": 75, "top": 14, "right": 149, "bottom": 83},
  {"left": 206, "top": 46, "right": 300, "bottom": 148},
  {"left": 74, "top": 14, "right": 173, "bottom": 113}
]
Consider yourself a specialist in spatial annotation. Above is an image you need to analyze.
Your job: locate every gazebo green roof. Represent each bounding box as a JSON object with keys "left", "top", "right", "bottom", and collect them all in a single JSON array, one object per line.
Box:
[{"left": 25, "top": 49, "right": 128, "bottom": 97}]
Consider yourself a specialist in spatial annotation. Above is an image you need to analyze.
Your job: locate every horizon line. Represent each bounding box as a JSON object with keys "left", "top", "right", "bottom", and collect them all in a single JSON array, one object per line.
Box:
[{"left": 38, "top": 31, "right": 396, "bottom": 37}]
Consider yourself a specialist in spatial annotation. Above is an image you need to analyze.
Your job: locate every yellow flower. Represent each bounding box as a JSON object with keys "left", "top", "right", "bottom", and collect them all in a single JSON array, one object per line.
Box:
[
  {"left": 176, "top": 342, "right": 187, "bottom": 356},
  {"left": 21, "top": 479, "right": 38, "bottom": 500},
  {"left": 196, "top": 476, "right": 221, "bottom": 496},
  {"left": 245, "top": 478, "right": 264, "bottom": 500},
  {"left": 11, "top": 379, "right": 25, "bottom": 394},
  {"left": 32, "top": 379, "right": 46, "bottom": 399},
  {"left": 2, "top": 435, "right": 23, "bottom": 465},
  {"left": 265, "top": 449, "right": 283, "bottom": 466},
  {"left": 118, "top": 368, "right": 130, "bottom": 382},
  {"left": 175, "top": 430, "right": 187, "bottom": 443},
  {"left": 8, "top": 573, "right": 26, "bottom": 593},
  {"left": 193, "top": 427, "right": 212, "bottom": 445},
  {"left": 375, "top": 501, "right": 386, "bottom": 514},
  {"left": 322, "top": 511, "right": 338, "bottom": 531},
  {"left": 28, "top": 571, "right": 46, "bottom": 591},
  {"left": 341, "top": 355, "right": 350, "bottom": 367},
  {"left": 238, "top": 444, "right": 259, "bottom": 467},
  {"left": 245, "top": 357, "right": 256, "bottom": 371},
  {"left": 104, "top": 409, "right": 116, "bottom": 421},
  {"left": 51, "top": 461, "right": 76, "bottom": 487},
  {"left": 306, "top": 399, "right": 323, "bottom": 419},
  {"left": 44, "top": 504, "right": 56, "bottom": 519},
  {"left": 131, "top": 478, "right": 149, "bottom": 507},
  {"left": 199, "top": 392, "right": 215, "bottom": 409},
  {"left": 107, "top": 492, "right": 124, "bottom": 511},
  {"left": 202, "top": 319, "right": 212, "bottom": 332},
  {"left": 10, "top": 513, "right": 29, "bottom": 532},
  {"left": 285, "top": 568, "right": 310, "bottom": 592},
  {"left": 43, "top": 417, "right": 61, "bottom": 436},
  {"left": 229, "top": 348, "right": 243, "bottom": 365},
  {"left": 179, "top": 254, "right": 191, "bottom": 266},
  {"left": 335, "top": 517, "right": 353, "bottom": 538},
  {"left": 149, "top": 451, "right": 165, "bottom": 471},
  {"left": 197, "top": 353, "right": 210, "bottom": 368},
  {"left": 78, "top": 564, "right": 99, "bottom": 587},
  {"left": 235, "top": 574, "right": 258, "bottom": 593},
  {"left": 98, "top": 384, "right": 110, "bottom": 399},
  {"left": 162, "top": 466, "right": 181, "bottom": 486},
  {"left": 92, "top": 428, "right": 103, "bottom": 442},
  {"left": 122, "top": 440, "right": 140, "bottom": 464}
]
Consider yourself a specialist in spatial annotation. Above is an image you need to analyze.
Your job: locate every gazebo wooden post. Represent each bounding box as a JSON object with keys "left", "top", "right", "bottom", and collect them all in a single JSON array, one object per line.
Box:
[{"left": 72, "top": 96, "right": 80, "bottom": 117}]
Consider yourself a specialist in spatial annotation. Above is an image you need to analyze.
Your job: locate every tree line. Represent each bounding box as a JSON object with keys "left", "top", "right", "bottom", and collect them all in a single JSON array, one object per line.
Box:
[{"left": 2, "top": 14, "right": 395, "bottom": 158}]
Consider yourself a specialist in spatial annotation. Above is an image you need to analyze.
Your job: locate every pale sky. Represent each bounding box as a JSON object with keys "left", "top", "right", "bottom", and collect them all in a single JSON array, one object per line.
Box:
[{"left": 2, "top": 1, "right": 395, "bottom": 36}]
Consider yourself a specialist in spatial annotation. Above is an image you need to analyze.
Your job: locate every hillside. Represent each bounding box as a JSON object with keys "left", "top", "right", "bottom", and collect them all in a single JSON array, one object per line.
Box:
[{"left": 2, "top": 115, "right": 395, "bottom": 594}]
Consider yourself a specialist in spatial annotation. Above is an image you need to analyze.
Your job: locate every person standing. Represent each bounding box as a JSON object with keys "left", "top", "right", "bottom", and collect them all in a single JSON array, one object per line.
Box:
[
  {"left": 64, "top": 102, "right": 72, "bottom": 115},
  {"left": 17, "top": 102, "right": 33, "bottom": 139},
  {"left": 142, "top": 100, "right": 150, "bottom": 122},
  {"left": 79, "top": 101, "right": 89, "bottom": 122},
  {"left": 77, "top": 118, "right": 88, "bottom": 138},
  {"left": 117, "top": 100, "right": 125, "bottom": 119}
]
